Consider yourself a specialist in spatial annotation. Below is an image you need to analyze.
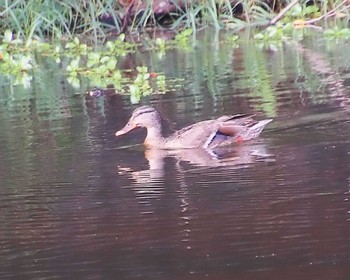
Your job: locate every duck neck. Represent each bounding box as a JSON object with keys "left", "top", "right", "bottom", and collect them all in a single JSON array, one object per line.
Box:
[{"left": 144, "top": 125, "right": 165, "bottom": 147}]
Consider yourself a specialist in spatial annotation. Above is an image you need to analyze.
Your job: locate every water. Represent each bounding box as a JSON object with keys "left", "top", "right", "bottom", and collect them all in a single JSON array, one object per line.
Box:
[{"left": 0, "top": 32, "right": 350, "bottom": 279}]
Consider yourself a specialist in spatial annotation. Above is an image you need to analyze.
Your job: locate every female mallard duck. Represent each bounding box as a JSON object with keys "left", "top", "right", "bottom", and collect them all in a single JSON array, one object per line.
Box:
[{"left": 116, "top": 106, "right": 272, "bottom": 149}]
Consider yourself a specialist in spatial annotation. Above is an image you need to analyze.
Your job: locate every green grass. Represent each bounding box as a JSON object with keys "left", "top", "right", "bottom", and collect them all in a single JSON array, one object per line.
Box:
[
  {"left": 0, "top": 0, "right": 122, "bottom": 44},
  {"left": 1, "top": 0, "right": 349, "bottom": 44}
]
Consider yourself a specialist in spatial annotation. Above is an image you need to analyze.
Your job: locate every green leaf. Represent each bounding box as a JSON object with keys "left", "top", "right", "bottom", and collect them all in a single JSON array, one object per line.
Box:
[
  {"left": 290, "top": 3, "right": 303, "bottom": 17},
  {"left": 106, "top": 41, "right": 114, "bottom": 51},
  {"left": 129, "top": 84, "right": 140, "bottom": 98},
  {"left": 112, "top": 70, "right": 122, "bottom": 81},
  {"left": 67, "top": 58, "right": 80, "bottom": 72},
  {"left": 228, "top": 35, "right": 239, "bottom": 42},
  {"left": 79, "top": 44, "right": 88, "bottom": 53},
  {"left": 106, "top": 59, "right": 117, "bottom": 70},
  {"left": 100, "top": 56, "right": 110, "bottom": 63},
  {"left": 136, "top": 66, "right": 148, "bottom": 73},
  {"left": 87, "top": 60, "right": 96, "bottom": 68},
  {"left": 4, "top": 30, "right": 13, "bottom": 43},
  {"left": 156, "top": 38, "right": 165, "bottom": 45},
  {"left": 67, "top": 76, "right": 80, "bottom": 88},
  {"left": 118, "top": 33, "right": 125, "bottom": 41},
  {"left": 65, "top": 42, "right": 76, "bottom": 49},
  {"left": 19, "top": 56, "right": 32, "bottom": 71},
  {"left": 73, "top": 37, "right": 80, "bottom": 45},
  {"left": 182, "top": 29, "right": 193, "bottom": 37},
  {"left": 304, "top": 5, "right": 318, "bottom": 16},
  {"left": 87, "top": 52, "right": 100, "bottom": 67},
  {"left": 70, "top": 58, "right": 80, "bottom": 68},
  {"left": 254, "top": 33, "right": 264, "bottom": 40},
  {"left": 89, "top": 52, "right": 100, "bottom": 60}
]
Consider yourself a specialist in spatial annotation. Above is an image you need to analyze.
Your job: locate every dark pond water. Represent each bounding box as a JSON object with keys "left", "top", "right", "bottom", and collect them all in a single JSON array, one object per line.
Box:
[{"left": 1, "top": 32, "right": 350, "bottom": 280}]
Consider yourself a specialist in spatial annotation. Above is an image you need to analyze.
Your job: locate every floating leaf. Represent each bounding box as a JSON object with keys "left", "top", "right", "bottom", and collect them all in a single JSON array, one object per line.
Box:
[
  {"left": 106, "top": 59, "right": 117, "bottom": 70},
  {"left": 112, "top": 70, "right": 122, "bottom": 81},
  {"left": 87, "top": 52, "right": 101, "bottom": 67},
  {"left": 100, "top": 56, "right": 110, "bottom": 64},
  {"left": 67, "top": 58, "right": 80, "bottom": 72}
]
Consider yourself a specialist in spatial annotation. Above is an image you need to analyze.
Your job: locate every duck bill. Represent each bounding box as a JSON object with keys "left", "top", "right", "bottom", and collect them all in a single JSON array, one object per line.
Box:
[{"left": 115, "top": 122, "right": 136, "bottom": 136}]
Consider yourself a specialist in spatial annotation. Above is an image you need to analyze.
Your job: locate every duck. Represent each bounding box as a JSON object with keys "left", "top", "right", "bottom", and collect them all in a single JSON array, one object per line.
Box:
[{"left": 115, "top": 106, "right": 272, "bottom": 149}]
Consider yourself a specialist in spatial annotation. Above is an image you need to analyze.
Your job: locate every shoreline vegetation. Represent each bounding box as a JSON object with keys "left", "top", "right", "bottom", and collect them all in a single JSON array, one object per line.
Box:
[
  {"left": 1, "top": 0, "right": 349, "bottom": 42},
  {"left": 0, "top": 0, "right": 350, "bottom": 101}
]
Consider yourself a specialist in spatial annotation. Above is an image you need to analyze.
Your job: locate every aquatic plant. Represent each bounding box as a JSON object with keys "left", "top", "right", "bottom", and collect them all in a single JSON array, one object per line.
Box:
[
  {"left": 156, "top": 74, "right": 166, "bottom": 92},
  {"left": 130, "top": 66, "right": 151, "bottom": 97},
  {"left": 0, "top": 30, "right": 172, "bottom": 100},
  {"left": 0, "top": 31, "right": 33, "bottom": 86},
  {"left": 324, "top": 27, "right": 350, "bottom": 40},
  {"left": 174, "top": 28, "right": 194, "bottom": 48},
  {"left": 253, "top": 23, "right": 296, "bottom": 49},
  {"left": 145, "top": 29, "right": 194, "bottom": 54},
  {"left": 254, "top": 25, "right": 286, "bottom": 41},
  {"left": 1, "top": 30, "right": 24, "bottom": 49},
  {"left": 65, "top": 37, "right": 89, "bottom": 56}
]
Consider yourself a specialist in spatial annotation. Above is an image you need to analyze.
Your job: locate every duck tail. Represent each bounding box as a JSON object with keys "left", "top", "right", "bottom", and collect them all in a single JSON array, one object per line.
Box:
[{"left": 243, "top": 119, "right": 273, "bottom": 140}]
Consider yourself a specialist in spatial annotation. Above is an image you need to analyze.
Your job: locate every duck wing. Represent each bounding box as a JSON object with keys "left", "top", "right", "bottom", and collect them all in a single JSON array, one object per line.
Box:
[
  {"left": 167, "top": 119, "right": 220, "bottom": 148},
  {"left": 205, "top": 114, "right": 272, "bottom": 149},
  {"left": 167, "top": 114, "right": 253, "bottom": 149}
]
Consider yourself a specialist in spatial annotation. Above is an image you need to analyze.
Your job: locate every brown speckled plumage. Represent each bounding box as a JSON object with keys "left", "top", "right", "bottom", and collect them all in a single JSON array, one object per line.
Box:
[{"left": 116, "top": 106, "right": 272, "bottom": 149}]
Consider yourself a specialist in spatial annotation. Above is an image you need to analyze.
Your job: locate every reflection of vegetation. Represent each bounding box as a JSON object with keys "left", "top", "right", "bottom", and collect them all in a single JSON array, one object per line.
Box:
[
  {"left": 1, "top": 25, "right": 349, "bottom": 116},
  {"left": 240, "top": 42, "right": 277, "bottom": 116},
  {"left": 0, "top": 56, "right": 87, "bottom": 189},
  {"left": 254, "top": 24, "right": 291, "bottom": 45},
  {"left": 146, "top": 31, "right": 349, "bottom": 117}
]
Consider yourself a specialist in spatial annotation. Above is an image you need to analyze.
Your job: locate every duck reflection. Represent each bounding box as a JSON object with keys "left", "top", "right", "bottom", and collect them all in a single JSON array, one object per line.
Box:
[
  {"left": 146, "top": 142, "right": 273, "bottom": 170},
  {"left": 117, "top": 142, "right": 274, "bottom": 183},
  {"left": 116, "top": 142, "right": 274, "bottom": 250}
]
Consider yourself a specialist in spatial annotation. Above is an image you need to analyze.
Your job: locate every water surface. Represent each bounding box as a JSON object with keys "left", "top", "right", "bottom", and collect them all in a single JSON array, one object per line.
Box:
[{"left": 0, "top": 32, "right": 350, "bottom": 280}]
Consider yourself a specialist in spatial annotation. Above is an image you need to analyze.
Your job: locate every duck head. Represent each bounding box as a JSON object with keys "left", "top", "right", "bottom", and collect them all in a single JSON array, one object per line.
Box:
[{"left": 115, "top": 106, "right": 161, "bottom": 136}]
